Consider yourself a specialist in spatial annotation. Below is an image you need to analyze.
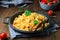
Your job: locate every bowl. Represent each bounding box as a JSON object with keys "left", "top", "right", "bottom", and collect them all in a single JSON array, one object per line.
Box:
[{"left": 39, "top": 0, "right": 58, "bottom": 10}]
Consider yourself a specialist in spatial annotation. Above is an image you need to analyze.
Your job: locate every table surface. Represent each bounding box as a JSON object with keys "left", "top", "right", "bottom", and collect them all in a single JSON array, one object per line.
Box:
[{"left": 0, "top": 0, "right": 60, "bottom": 40}]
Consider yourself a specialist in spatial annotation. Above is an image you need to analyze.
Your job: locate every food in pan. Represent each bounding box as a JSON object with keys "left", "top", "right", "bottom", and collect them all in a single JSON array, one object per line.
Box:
[{"left": 13, "top": 10, "right": 49, "bottom": 31}]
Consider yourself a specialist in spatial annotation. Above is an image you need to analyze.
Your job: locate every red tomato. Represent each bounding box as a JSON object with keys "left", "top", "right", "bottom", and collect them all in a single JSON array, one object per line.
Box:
[
  {"left": 53, "top": 0, "right": 57, "bottom": 1},
  {"left": 0, "top": 39, "right": 1, "bottom": 40},
  {"left": 48, "top": 10, "right": 53, "bottom": 16},
  {"left": 44, "top": 0, "right": 47, "bottom": 2},
  {"left": 0, "top": 35, "right": 1, "bottom": 39},
  {"left": 41, "top": 1, "right": 46, "bottom": 4},
  {"left": 53, "top": 1, "right": 57, "bottom": 3},
  {"left": 41, "top": 0, "right": 47, "bottom": 3},
  {"left": 47, "top": 2, "right": 52, "bottom": 5},
  {"left": 0, "top": 32, "right": 7, "bottom": 39}
]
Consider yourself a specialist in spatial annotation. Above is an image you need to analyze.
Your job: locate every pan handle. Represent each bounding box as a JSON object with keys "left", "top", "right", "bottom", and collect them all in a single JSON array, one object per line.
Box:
[{"left": 2, "top": 16, "right": 11, "bottom": 24}]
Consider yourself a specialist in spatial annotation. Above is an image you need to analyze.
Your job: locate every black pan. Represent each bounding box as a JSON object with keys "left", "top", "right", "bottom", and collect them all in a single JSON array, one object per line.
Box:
[{"left": 2, "top": 10, "right": 52, "bottom": 34}]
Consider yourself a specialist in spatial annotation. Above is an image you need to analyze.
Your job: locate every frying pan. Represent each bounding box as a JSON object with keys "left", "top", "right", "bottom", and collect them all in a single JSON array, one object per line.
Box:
[{"left": 2, "top": 10, "right": 52, "bottom": 34}]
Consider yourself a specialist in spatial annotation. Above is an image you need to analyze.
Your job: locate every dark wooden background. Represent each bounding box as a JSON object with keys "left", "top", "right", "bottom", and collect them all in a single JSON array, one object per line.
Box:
[{"left": 0, "top": 0, "right": 60, "bottom": 40}]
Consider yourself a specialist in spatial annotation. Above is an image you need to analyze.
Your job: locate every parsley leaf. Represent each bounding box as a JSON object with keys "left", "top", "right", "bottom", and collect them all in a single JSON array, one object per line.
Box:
[
  {"left": 24, "top": 10, "right": 31, "bottom": 16},
  {"left": 34, "top": 20, "right": 38, "bottom": 25}
]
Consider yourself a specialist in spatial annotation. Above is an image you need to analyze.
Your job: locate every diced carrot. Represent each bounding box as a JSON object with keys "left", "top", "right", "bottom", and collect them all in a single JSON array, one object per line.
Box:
[
  {"left": 31, "top": 27, "right": 35, "bottom": 31},
  {"left": 13, "top": 22, "right": 18, "bottom": 25},
  {"left": 13, "top": 22, "right": 18, "bottom": 27},
  {"left": 29, "top": 23, "right": 34, "bottom": 27}
]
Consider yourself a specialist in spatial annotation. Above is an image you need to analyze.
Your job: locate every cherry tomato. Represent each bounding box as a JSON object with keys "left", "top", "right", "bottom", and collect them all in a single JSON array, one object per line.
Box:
[
  {"left": 41, "top": 0, "right": 47, "bottom": 3},
  {"left": 0, "top": 39, "right": 1, "bottom": 40},
  {"left": 53, "top": 0, "right": 57, "bottom": 1},
  {"left": 0, "top": 32, "right": 7, "bottom": 39},
  {"left": 48, "top": 10, "right": 53, "bottom": 16},
  {"left": 41, "top": 1, "right": 46, "bottom": 4},
  {"left": 0, "top": 35, "right": 1, "bottom": 39},
  {"left": 53, "top": 1, "right": 57, "bottom": 3},
  {"left": 47, "top": 2, "right": 52, "bottom": 5},
  {"left": 44, "top": 0, "right": 47, "bottom": 2}
]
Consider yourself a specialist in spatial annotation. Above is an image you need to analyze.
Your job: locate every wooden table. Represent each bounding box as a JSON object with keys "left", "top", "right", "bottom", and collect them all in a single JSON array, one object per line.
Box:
[{"left": 0, "top": 0, "right": 60, "bottom": 40}]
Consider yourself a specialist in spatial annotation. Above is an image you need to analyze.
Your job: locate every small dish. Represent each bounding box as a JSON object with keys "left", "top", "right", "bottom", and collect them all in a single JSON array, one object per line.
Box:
[{"left": 39, "top": 0, "right": 58, "bottom": 10}]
